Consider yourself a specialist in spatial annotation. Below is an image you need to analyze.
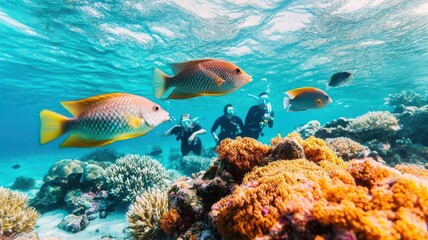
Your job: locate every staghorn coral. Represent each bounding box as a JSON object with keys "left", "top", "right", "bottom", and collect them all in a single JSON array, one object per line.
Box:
[
  {"left": 126, "top": 188, "right": 169, "bottom": 240},
  {"left": 216, "top": 137, "right": 270, "bottom": 178},
  {"left": 43, "top": 159, "right": 87, "bottom": 182},
  {"left": 104, "top": 154, "right": 170, "bottom": 202},
  {"left": 325, "top": 137, "right": 370, "bottom": 161},
  {"left": 0, "top": 187, "right": 40, "bottom": 237},
  {"left": 210, "top": 134, "right": 428, "bottom": 240}
]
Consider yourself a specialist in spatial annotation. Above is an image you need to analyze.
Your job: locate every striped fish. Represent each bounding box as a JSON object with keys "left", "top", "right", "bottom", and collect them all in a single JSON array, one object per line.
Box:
[
  {"left": 39, "top": 93, "right": 170, "bottom": 148},
  {"left": 152, "top": 58, "right": 252, "bottom": 99}
]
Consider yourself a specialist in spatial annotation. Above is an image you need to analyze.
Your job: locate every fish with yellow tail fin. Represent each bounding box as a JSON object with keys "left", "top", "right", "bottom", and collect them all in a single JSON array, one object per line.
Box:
[
  {"left": 283, "top": 87, "right": 332, "bottom": 112},
  {"left": 152, "top": 58, "right": 252, "bottom": 99},
  {"left": 39, "top": 93, "right": 170, "bottom": 148}
]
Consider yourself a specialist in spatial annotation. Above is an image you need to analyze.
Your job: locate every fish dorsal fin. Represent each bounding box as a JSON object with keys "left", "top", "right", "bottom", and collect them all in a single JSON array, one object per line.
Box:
[
  {"left": 61, "top": 93, "right": 130, "bottom": 116},
  {"left": 285, "top": 87, "right": 319, "bottom": 99},
  {"left": 169, "top": 59, "right": 214, "bottom": 74}
]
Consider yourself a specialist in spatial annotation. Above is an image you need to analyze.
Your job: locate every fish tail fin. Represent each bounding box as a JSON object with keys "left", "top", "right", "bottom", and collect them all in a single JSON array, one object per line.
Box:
[
  {"left": 283, "top": 97, "right": 291, "bottom": 111},
  {"left": 39, "top": 109, "right": 69, "bottom": 144},
  {"left": 152, "top": 68, "right": 170, "bottom": 99},
  {"left": 325, "top": 82, "right": 330, "bottom": 90}
]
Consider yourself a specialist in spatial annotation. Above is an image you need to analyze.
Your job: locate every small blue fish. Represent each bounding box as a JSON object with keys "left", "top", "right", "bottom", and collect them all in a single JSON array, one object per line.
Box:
[{"left": 326, "top": 72, "right": 353, "bottom": 89}]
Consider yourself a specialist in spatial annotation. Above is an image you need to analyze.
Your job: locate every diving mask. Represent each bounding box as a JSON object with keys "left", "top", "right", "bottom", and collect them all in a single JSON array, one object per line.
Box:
[
  {"left": 181, "top": 118, "right": 192, "bottom": 128},
  {"left": 226, "top": 107, "right": 235, "bottom": 115},
  {"left": 259, "top": 95, "right": 270, "bottom": 105}
]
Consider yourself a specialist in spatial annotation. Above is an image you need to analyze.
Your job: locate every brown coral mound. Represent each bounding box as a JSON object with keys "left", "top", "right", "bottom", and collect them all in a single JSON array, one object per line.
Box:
[
  {"left": 216, "top": 137, "right": 270, "bottom": 177},
  {"left": 212, "top": 136, "right": 428, "bottom": 240},
  {"left": 325, "top": 137, "right": 369, "bottom": 161}
]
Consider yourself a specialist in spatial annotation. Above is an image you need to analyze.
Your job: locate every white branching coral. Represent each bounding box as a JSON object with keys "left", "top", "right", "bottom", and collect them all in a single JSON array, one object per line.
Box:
[
  {"left": 0, "top": 187, "right": 40, "bottom": 237},
  {"left": 104, "top": 154, "right": 170, "bottom": 202},
  {"left": 326, "top": 137, "right": 369, "bottom": 161},
  {"left": 347, "top": 111, "right": 400, "bottom": 133},
  {"left": 126, "top": 188, "right": 169, "bottom": 240}
]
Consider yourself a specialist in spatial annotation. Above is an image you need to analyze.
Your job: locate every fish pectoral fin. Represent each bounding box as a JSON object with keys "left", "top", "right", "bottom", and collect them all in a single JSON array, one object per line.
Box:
[
  {"left": 215, "top": 77, "right": 225, "bottom": 87},
  {"left": 285, "top": 87, "right": 318, "bottom": 98},
  {"left": 169, "top": 59, "right": 213, "bottom": 74},
  {"left": 316, "top": 99, "right": 322, "bottom": 105},
  {"left": 61, "top": 134, "right": 114, "bottom": 148},
  {"left": 166, "top": 89, "right": 199, "bottom": 99},
  {"left": 126, "top": 115, "right": 144, "bottom": 129},
  {"left": 61, "top": 93, "right": 131, "bottom": 116}
]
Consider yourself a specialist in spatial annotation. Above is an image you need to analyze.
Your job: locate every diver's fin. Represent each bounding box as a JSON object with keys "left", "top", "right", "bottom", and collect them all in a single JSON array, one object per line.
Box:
[
  {"left": 126, "top": 115, "right": 144, "bottom": 128},
  {"left": 40, "top": 110, "right": 70, "bottom": 144},
  {"left": 169, "top": 59, "right": 213, "bottom": 74},
  {"left": 61, "top": 93, "right": 130, "bottom": 116},
  {"left": 61, "top": 134, "right": 114, "bottom": 148},
  {"left": 152, "top": 68, "right": 171, "bottom": 99},
  {"left": 285, "top": 87, "right": 318, "bottom": 98},
  {"left": 166, "top": 89, "right": 199, "bottom": 99}
]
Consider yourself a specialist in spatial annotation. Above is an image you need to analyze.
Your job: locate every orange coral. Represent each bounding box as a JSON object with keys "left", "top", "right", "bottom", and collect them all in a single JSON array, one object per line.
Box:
[
  {"left": 216, "top": 137, "right": 270, "bottom": 175},
  {"left": 211, "top": 136, "right": 428, "bottom": 240},
  {"left": 160, "top": 208, "right": 181, "bottom": 236},
  {"left": 395, "top": 164, "right": 428, "bottom": 181}
]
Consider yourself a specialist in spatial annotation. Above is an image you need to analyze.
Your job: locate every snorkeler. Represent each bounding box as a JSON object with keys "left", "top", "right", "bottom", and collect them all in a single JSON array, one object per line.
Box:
[
  {"left": 211, "top": 104, "right": 245, "bottom": 144},
  {"left": 242, "top": 92, "right": 275, "bottom": 140},
  {"left": 163, "top": 114, "right": 206, "bottom": 156}
]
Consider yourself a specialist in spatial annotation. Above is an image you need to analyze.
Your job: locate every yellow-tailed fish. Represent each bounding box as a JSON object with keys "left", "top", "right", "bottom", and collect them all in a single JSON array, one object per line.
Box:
[
  {"left": 283, "top": 87, "right": 332, "bottom": 112},
  {"left": 39, "top": 93, "right": 170, "bottom": 148},
  {"left": 152, "top": 58, "right": 252, "bottom": 99}
]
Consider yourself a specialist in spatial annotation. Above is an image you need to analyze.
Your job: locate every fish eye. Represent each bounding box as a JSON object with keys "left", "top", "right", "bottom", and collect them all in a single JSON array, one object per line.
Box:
[
  {"left": 153, "top": 105, "right": 160, "bottom": 111},
  {"left": 235, "top": 68, "right": 241, "bottom": 74}
]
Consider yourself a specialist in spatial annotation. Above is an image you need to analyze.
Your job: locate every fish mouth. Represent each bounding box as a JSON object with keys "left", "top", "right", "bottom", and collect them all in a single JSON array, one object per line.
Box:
[{"left": 248, "top": 76, "right": 253, "bottom": 82}]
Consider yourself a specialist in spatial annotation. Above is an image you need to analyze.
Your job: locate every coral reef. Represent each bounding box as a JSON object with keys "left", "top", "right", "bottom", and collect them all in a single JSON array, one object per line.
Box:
[
  {"left": 209, "top": 140, "right": 428, "bottom": 240},
  {"left": 216, "top": 137, "right": 270, "bottom": 179},
  {"left": 81, "top": 163, "right": 104, "bottom": 182},
  {"left": 126, "top": 188, "right": 169, "bottom": 240},
  {"left": 43, "top": 159, "right": 86, "bottom": 182},
  {"left": 81, "top": 148, "right": 124, "bottom": 163},
  {"left": 0, "top": 187, "right": 40, "bottom": 237},
  {"left": 104, "top": 154, "right": 170, "bottom": 202},
  {"left": 179, "top": 155, "right": 213, "bottom": 176},
  {"left": 325, "top": 137, "right": 369, "bottom": 161},
  {"left": 294, "top": 120, "right": 321, "bottom": 139},
  {"left": 11, "top": 176, "right": 36, "bottom": 191},
  {"left": 385, "top": 90, "right": 428, "bottom": 112},
  {"left": 346, "top": 111, "right": 400, "bottom": 141}
]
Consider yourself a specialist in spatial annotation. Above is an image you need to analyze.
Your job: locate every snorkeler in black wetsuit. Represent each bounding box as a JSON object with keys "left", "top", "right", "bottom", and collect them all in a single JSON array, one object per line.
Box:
[
  {"left": 211, "top": 104, "right": 245, "bottom": 144},
  {"left": 242, "top": 92, "right": 274, "bottom": 140},
  {"left": 163, "top": 114, "right": 206, "bottom": 156}
]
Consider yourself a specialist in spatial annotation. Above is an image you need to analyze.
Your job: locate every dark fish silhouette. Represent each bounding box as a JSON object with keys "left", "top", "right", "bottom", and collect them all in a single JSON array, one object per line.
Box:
[
  {"left": 326, "top": 72, "right": 353, "bottom": 89},
  {"left": 148, "top": 149, "right": 163, "bottom": 156},
  {"left": 12, "top": 164, "right": 21, "bottom": 169}
]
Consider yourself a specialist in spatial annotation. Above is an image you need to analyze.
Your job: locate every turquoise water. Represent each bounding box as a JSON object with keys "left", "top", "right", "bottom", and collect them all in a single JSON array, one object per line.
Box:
[{"left": 1, "top": 1, "right": 427, "bottom": 184}]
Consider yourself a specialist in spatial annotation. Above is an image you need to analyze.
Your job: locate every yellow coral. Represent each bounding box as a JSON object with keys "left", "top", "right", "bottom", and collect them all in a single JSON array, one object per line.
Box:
[
  {"left": 0, "top": 187, "right": 40, "bottom": 237},
  {"left": 126, "top": 188, "right": 169, "bottom": 240},
  {"left": 395, "top": 164, "right": 428, "bottom": 181}
]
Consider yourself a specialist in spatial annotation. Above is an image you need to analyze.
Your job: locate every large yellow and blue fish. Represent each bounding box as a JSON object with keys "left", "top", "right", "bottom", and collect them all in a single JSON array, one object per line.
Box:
[{"left": 39, "top": 93, "right": 170, "bottom": 148}]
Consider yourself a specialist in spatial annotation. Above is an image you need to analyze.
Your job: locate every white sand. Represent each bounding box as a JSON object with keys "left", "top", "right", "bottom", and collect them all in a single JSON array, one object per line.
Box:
[{"left": 37, "top": 209, "right": 129, "bottom": 239}]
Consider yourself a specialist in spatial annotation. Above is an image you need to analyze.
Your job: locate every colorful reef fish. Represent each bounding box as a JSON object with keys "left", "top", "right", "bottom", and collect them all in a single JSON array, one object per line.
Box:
[
  {"left": 39, "top": 93, "right": 170, "bottom": 148},
  {"left": 152, "top": 58, "right": 252, "bottom": 99},
  {"left": 326, "top": 71, "right": 353, "bottom": 89},
  {"left": 283, "top": 87, "right": 332, "bottom": 112}
]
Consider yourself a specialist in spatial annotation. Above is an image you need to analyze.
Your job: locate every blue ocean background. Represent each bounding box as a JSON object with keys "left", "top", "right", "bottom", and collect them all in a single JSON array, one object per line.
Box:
[{"left": 1, "top": 0, "right": 427, "bottom": 188}]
